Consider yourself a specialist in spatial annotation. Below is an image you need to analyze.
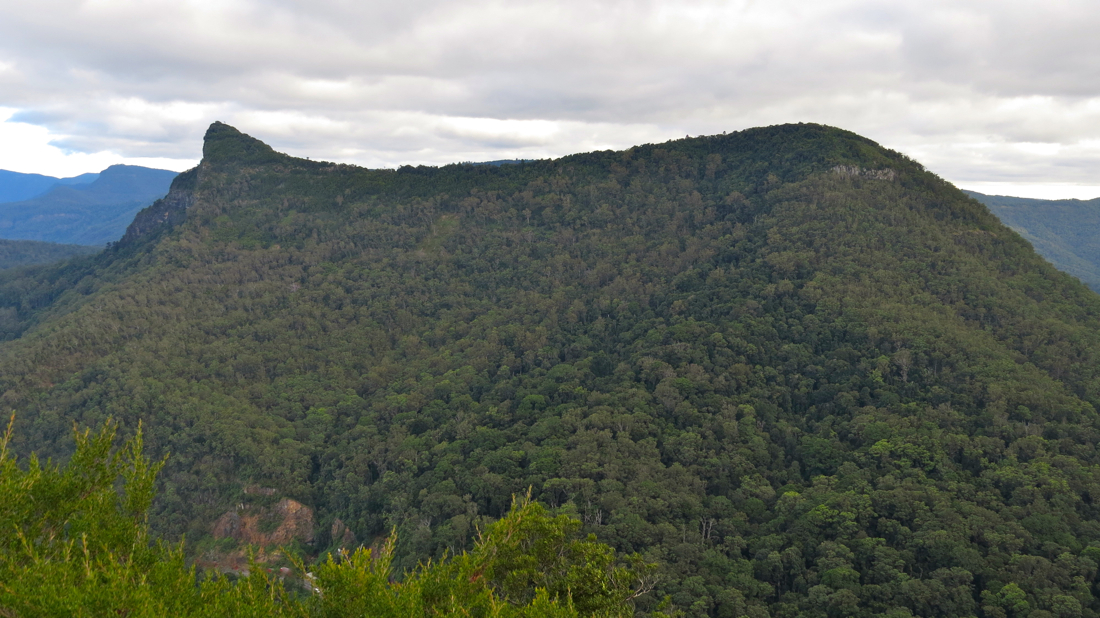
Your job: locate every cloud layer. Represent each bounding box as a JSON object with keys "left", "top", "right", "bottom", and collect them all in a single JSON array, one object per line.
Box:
[{"left": 1, "top": 0, "right": 1098, "bottom": 196}]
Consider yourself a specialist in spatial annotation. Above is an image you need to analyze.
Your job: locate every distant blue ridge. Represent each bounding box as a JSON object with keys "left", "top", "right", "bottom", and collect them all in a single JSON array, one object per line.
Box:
[
  {"left": 468, "top": 159, "right": 534, "bottom": 166},
  {"left": 0, "top": 170, "right": 99, "bottom": 203},
  {"left": 0, "top": 165, "right": 176, "bottom": 246},
  {"left": 968, "top": 190, "right": 1100, "bottom": 292}
]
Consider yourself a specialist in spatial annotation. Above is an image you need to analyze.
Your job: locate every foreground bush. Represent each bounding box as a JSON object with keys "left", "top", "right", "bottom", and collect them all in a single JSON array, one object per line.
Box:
[{"left": 0, "top": 417, "right": 653, "bottom": 617}]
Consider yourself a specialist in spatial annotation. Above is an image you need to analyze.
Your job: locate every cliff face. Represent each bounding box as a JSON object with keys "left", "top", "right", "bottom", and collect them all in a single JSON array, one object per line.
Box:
[
  {"left": 212, "top": 498, "right": 315, "bottom": 547},
  {"left": 119, "top": 166, "right": 197, "bottom": 243},
  {"left": 118, "top": 123, "right": 294, "bottom": 245}
]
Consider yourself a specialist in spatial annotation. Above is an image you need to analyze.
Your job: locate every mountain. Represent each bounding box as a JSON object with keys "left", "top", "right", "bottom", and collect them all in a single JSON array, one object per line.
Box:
[
  {"left": 0, "top": 165, "right": 177, "bottom": 245},
  {"left": 472, "top": 159, "right": 536, "bottom": 166},
  {"left": 0, "top": 169, "right": 99, "bottom": 203},
  {"left": 4, "top": 122, "right": 1100, "bottom": 618},
  {"left": 967, "top": 190, "right": 1100, "bottom": 292},
  {"left": 0, "top": 238, "right": 99, "bottom": 270}
]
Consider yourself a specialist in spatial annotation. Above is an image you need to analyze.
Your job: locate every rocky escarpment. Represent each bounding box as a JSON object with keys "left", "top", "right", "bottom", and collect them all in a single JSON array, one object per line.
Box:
[
  {"left": 117, "top": 123, "right": 294, "bottom": 245},
  {"left": 330, "top": 518, "right": 357, "bottom": 549},
  {"left": 212, "top": 498, "right": 315, "bottom": 547},
  {"left": 119, "top": 166, "right": 197, "bottom": 243},
  {"left": 831, "top": 164, "right": 897, "bottom": 181}
]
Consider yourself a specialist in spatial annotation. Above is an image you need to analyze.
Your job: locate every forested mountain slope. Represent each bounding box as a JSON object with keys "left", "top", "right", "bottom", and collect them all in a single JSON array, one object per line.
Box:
[
  {"left": 967, "top": 190, "right": 1100, "bottom": 292},
  {"left": 0, "top": 238, "right": 99, "bottom": 270},
  {"left": 3, "top": 122, "right": 1100, "bottom": 618}
]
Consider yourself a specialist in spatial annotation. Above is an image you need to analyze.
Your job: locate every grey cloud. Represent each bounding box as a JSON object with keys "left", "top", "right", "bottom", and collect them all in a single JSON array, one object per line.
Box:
[{"left": 0, "top": 0, "right": 1098, "bottom": 192}]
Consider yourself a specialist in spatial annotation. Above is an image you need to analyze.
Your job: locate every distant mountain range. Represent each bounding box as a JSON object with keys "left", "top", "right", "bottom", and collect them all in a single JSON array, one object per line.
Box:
[
  {"left": 0, "top": 165, "right": 177, "bottom": 246},
  {"left": 0, "top": 170, "right": 100, "bottom": 203},
  {"left": 966, "top": 191, "right": 1100, "bottom": 291},
  {"left": 470, "top": 159, "right": 534, "bottom": 166}
]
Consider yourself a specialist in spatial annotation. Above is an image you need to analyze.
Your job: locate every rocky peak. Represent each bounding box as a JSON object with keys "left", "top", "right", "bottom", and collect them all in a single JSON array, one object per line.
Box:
[{"left": 202, "top": 121, "right": 287, "bottom": 167}]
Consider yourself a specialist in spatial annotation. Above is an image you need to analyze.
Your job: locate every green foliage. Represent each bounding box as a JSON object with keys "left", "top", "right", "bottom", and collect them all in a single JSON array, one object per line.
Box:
[
  {"left": 0, "top": 238, "right": 99, "bottom": 270},
  {"left": 0, "top": 415, "right": 198, "bottom": 616},
  {"left": 424, "top": 492, "right": 655, "bottom": 616},
  {"left": 0, "top": 419, "right": 642, "bottom": 616},
  {"left": 310, "top": 495, "right": 652, "bottom": 618},
  {"left": 2, "top": 123, "right": 1100, "bottom": 616}
]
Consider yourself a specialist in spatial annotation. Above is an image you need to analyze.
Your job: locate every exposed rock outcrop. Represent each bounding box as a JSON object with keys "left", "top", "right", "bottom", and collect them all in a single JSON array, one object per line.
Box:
[
  {"left": 330, "top": 518, "right": 357, "bottom": 548},
  {"left": 831, "top": 164, "right": 897, "bottom": 181},
  {"left": 212, "top": 498, "right": 315, "bottom": 547},
  {"left": 119, "top": 166, "right": 197, "bottom": 243}
]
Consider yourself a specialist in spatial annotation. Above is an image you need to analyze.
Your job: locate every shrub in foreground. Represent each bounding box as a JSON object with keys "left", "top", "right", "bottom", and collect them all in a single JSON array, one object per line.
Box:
[{"left": 0, "top": 417, "right": 653, "bottom": 617}]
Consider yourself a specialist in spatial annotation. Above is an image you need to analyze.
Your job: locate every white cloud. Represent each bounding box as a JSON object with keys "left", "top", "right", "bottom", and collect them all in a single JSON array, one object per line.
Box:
[
  {"left": 0, "top": 108, "right": 196, "bottom": 176},
  {"left": 0, "top": 0, "right": 1098, "bottom": 198}
]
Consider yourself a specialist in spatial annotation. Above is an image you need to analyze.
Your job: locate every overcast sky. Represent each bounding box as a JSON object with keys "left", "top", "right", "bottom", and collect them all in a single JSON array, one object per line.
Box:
[{"left": 0, "top": 0, "right": 1097, "bottom": 198}]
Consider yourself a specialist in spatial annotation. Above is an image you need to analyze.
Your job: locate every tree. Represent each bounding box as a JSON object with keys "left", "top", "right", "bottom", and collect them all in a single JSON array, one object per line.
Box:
[{"left": 0, "top": 416, "right": 651, "bottom": 617}]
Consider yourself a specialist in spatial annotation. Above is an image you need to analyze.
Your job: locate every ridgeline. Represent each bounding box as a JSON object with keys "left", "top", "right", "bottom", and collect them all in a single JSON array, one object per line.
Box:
[
  {"left": 0, "top": 164, "right": 177, "bottom": 245},
  {"left": 968, "top": 190, "right": 1100, "bottom": 293},
  {"left": 3, "top": 122, "right": 1100, "bottom": 617}
]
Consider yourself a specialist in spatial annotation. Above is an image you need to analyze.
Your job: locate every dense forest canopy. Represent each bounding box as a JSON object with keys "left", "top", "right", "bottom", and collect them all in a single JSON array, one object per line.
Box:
[
  {"left": 0, "top": 419, "right": 645, "bottom": 616},
  {"left": 0, "top": 237, "right": 99, "bottom": 270},
  {"left": 3, "top": 121, "right": 1100, "bottom": 617}
]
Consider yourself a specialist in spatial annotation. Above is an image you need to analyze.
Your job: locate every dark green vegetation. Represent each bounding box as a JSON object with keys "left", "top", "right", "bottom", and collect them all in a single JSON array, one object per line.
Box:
[
  {"left": 968, "top": 191, "right": 1100, "bottom": 292},
  {"left": 0, "top": 168, "right": 98, "bottom": 203},
  {"left": 3, "top": 121, "right": 1100, "bottom": 617},
  {"left": 0, "top": 419, "right": 644, "bottom": 616},
  {"left": 0, "top": 237, "right": 99, "bottom": 269},
  {"left": 0, "top": 164, "right": 176, "bottom": 245}
]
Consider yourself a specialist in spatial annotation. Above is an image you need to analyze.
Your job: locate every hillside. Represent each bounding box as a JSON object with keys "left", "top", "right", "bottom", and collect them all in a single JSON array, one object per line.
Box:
[
  {"left": 967, "top": 190, "right": 1100, "bottom": 291},
  {"left": 0, "top": 164, "right": 177, "bottom": 245},
  {"left": 0, "top": 169, "right": 98, "bottom": 203},
  {"left": 3, "top": 122, "right": 1100, "bottom": 618},
  {"left": 0, "top": 238, "right": 99, "bottom": 270}
]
